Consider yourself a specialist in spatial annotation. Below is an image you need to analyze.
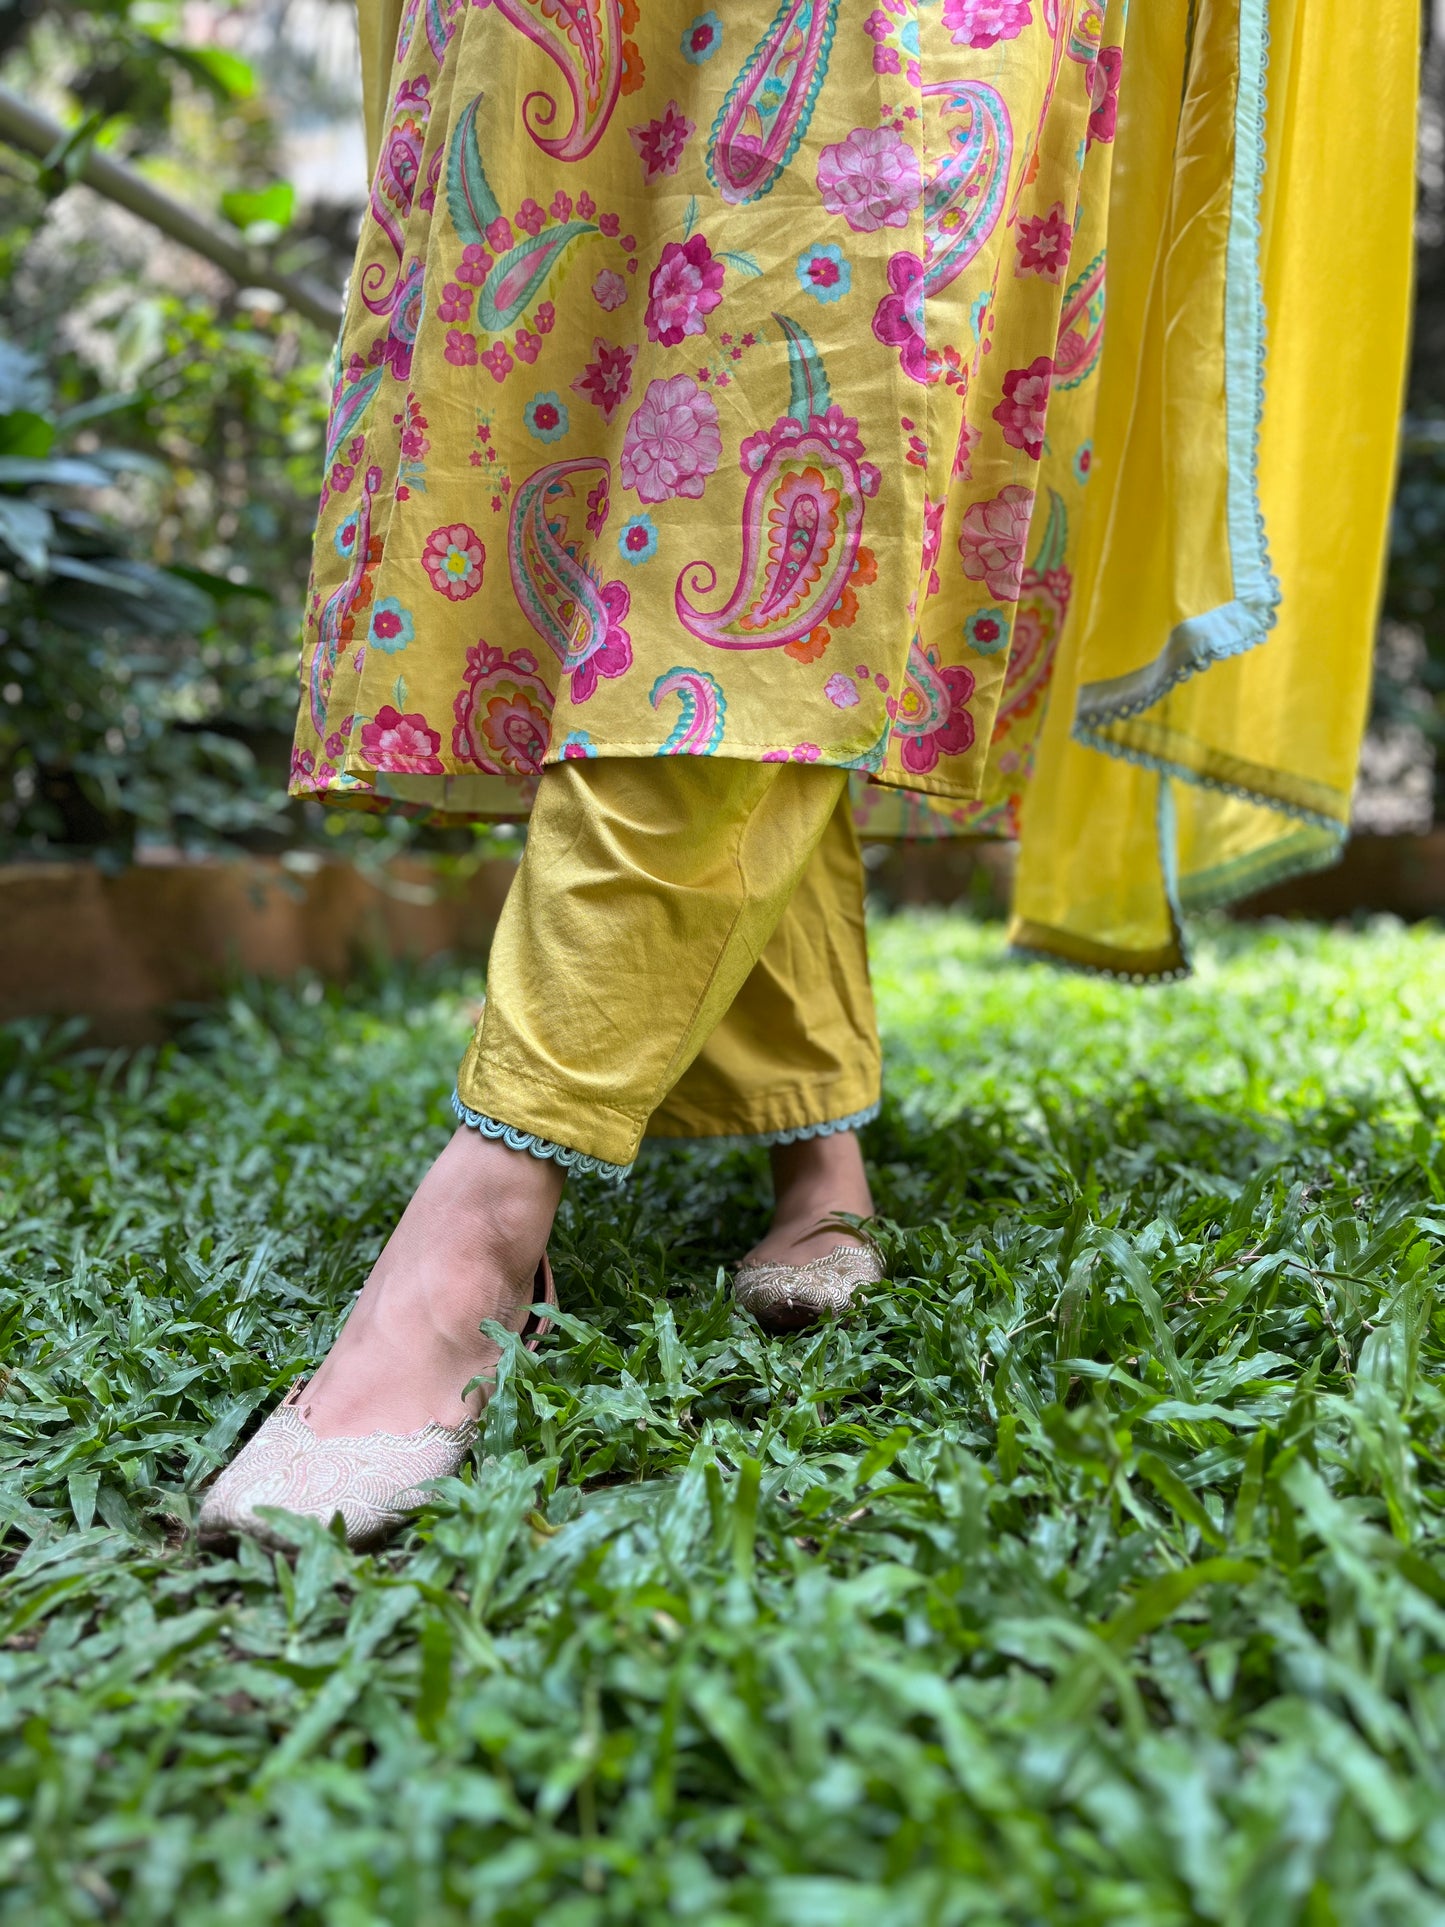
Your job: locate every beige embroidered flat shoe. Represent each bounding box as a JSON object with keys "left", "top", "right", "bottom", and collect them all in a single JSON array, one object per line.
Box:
[
  {"left": 733, "top": 1242, "right": 885, "bottom": 1332},
  {"left": 197, "top": 1256, "right": 556, "bottom": 1553}
]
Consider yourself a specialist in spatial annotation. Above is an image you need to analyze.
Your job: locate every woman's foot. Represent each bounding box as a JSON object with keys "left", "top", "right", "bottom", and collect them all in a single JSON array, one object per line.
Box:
[
  {"left": 295, "top": 1127, "right": 564, "bottom": 1438},
  {"left": 743, "top": 1129, "right": 875, "bottom": 1267}
]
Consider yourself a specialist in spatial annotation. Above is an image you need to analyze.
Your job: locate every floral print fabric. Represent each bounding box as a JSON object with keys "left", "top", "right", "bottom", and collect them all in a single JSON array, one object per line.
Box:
[{"left": 293, "top": 0, "right": 1126, "bottom": 831}]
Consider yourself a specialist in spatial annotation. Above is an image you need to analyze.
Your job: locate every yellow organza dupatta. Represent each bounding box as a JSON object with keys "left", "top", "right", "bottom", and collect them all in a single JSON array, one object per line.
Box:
[{"left": 1011, "top": 0, "right": 1417, "bottom": 976}]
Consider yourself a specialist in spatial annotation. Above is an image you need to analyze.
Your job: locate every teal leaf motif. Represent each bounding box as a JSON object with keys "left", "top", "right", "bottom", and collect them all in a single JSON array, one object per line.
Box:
[
  {"left": 719, "top": 251, "right": 763, "bottom": 278},
  {"left": 446, "top": 94, "right": 502, "bottom": 247},
  {"left": 772, "top": 312, "right": 831, "bottom": 426},
  {"left": 323, "top": 365, "right": 384, "bottom": 473},
  {"left": 478, "top": 222, "right": 597, "bottom": 335}
]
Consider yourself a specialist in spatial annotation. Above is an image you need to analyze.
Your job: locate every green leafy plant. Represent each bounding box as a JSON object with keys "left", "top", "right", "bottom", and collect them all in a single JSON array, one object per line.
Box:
[
  {"left": 2, "top": 915, "right": 1443, "bottom": 1922},
  {"left": 0, "top": 333, "right": 297, "bottom": 860}
]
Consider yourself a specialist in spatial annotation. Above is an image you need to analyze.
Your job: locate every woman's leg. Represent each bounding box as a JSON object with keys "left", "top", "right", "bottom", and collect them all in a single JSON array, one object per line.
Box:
[
  {"left": 299, "top": 754, "right": 851, "bottom": 1437},
  {"left": 646, "top": 782, "right": 883, "bottom": 1263}
]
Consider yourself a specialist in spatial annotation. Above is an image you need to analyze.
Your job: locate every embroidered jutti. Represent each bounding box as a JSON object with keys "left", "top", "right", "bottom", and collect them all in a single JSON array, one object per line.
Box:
[{"left": 293, "top": 0, "right": 1417, "bottom": 978}]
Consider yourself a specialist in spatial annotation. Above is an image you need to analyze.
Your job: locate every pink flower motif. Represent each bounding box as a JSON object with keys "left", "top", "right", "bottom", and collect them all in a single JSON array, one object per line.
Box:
[
  {"left": 599, "top": 211, "right": 621, "bottom": 237},
  {"left": 816, "top": 125, "right": 922, "bottom": 233},
  {"left": 921, "top": 495, "right": 945, "bottom": 597},
  {"left": 593, "top": 269, "right": 629, "bottom": 311},
  {"left": 536, "top": 301, "right": 556, "bottom": 335},
  {"left": 578, "top": 190, "right": 597, "bottom": 218},
  {"left": 872, "top": 250, "right": 937, "bottom": 384},
  {"left": 550, "top": 189, "right": 573, "bottom": 221},
  {"left": 992, "top": 355, "right": 1054, "bottom": 460},
  {"left": 421, "top": 522, "right": 485, "bottom": 600},
  {"left": 516, "top": 198, "right": 546, "bottom": 236},
  {"left": 360, "top": 705, "right": 445, "bottom": 775},
  {"left": 456, "top": 244, "right": 493, "bottom": 287},
  {"left": 863, "top": 8, "right": 893, "bottom": 39},
  {"left": 486, "top": 216, "right": 514, "bottom": 253},
  {"left": 873, "top": 45, "right": 901, "bottom": 74},
  {"left": 941, "top": 0, "right": 1033, "bottom": 48},
  {"left": 1016, "top": 202, "right": 1072, "bottom": 282},
  {"left": 330, "top": 462, "right": 355, "bottom": 493},
  {"left": 900, "top": 658, "right": 977, "bottom": 774},
  {"left": 1088, "top": 46, "right": 1123, "bottom": 148},
  {"left": 571, "top": 582, "right": 632, "bottom": 702},
  {"left": 960, "top": 485, "right": 1035, "bottom": 602},
  {"left": 571, "top": 339, "right": 637, "bottom": 424},
  {"left": 480, "top": 341, "right": 514, "bottom": 383},
  {"left": 437, "top": 281, "right": 470, "bottom": 324},
  {"left": 791, "top": 743, "right": 821, "bottom": 762},
  {"left": 644, "top": 235, "right": 726, "bottom": 347},
  {"left": 825, "top": 672, "right": 861, "bottom": 708},
  {"left": 953, "top": 418, "right": 981, "bottom": 481},
  {"left": 514, "top": 328, "right": 542, "bottom": 364},
  {"left": 444, "top": 330, "right": 478, "bottom": 367},
  {"left": 620, "top": 374, "right": 722, "bottom": 504},
  {"left": 630, "top": 102, "right": 695, "bottom": 184}
]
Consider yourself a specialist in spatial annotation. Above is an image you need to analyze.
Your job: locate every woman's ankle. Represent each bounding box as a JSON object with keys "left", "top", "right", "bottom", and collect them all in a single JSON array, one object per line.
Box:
[
  {"left": 296, "top": 1128, "right": 565, "bottom": 1435},
  {"left": 745, "top": 1130, "right": 875, "bottom": 1263}
]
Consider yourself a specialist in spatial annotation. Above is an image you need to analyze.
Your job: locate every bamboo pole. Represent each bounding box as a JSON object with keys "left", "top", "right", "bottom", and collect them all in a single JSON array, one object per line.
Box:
[{"left": 0, "top": 86, "right": 343, "bottom": 333}]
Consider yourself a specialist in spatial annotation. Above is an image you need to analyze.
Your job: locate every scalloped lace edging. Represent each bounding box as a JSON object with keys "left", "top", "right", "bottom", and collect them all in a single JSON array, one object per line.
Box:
[
  {"left": 450, "top": 1092, "right": 632, "bottom": 1183},
  {"left": 653, "top": 1099, "right": 882, "bottom": 1154}
]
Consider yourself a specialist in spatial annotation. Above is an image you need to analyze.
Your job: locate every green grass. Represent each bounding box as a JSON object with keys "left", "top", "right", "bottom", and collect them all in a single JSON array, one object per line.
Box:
[{"left": 3, "top": 913, "right": 1445, "bottom": 1925}]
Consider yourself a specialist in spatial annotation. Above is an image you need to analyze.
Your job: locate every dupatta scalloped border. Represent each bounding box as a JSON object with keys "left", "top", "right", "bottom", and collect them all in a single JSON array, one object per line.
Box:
[
  {"left": 1070, "top": 0, "right": 1281, "bottom": 738},
  {"left": 1029, "top": 0, "right": 1351, "bottom": 983}
]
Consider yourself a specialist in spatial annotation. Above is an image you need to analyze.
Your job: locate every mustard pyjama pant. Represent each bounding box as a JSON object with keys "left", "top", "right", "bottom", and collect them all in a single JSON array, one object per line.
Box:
[{"left": 453, "top": 760, "right": 881, "bottom": 1180}]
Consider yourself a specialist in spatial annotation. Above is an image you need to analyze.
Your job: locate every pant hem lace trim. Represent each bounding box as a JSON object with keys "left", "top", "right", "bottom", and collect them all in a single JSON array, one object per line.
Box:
[
  {"left": 648, "top": 1099, "right": 881, "bottom": 1153},
  {"left": 451, "top": 1091, "right": 633, "bottom": 1184}
]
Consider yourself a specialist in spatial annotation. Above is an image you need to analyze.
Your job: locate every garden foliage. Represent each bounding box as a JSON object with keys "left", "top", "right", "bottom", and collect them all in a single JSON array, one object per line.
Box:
[{"left": 2, "top": 916, "right": 1444, "bottom": 1922}]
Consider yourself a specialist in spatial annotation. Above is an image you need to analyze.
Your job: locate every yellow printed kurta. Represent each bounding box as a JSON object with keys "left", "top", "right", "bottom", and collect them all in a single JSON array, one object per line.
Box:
[{"left": 293, "top": 0, "right": 1417, "bottom": 977}]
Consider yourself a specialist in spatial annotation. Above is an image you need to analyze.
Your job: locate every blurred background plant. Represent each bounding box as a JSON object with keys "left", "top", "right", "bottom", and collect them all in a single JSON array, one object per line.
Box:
[{"left": 0, "top": 0, "right": 1442, "bottom": 862}]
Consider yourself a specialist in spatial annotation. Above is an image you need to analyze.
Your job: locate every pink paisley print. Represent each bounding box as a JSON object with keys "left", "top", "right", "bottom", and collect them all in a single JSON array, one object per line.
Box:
[
  {"left": 992, "top": 357, "right": 1055, "bottom": 461},
  {"left": 645, "top": 236, "right": 726, "bottom": 346},
  {"left": 620, "top": 376, "right": 722, "bottom": 504},
  {"left": 960, "top": 485, "right": 1035, "bottom": 601},
  {"left": 294, "top": 0, "right": 1131, "bottom": 830},
  {"left": 380, "top": 116, "right": 426, "bottom": 215},
  {"left": 630, "top": 101, "right": 695, "bottom": 183},
  {"left": 816, "top": 126, "right": 922, "bottom": 233},
  {"left": 360, "top": 705, "right": 445, "bottom": 774},
  {"left": 480, "top": 690, "right": 551, "bottom": 774},
  {"left": 1016, "top": 202, "right": 1073, "bottom": 281},
  {"left": 421, "top": 523, "right": 485, "bottom": 599},
  {"left": 942, "top": 0, "right": 1033, "bottom": 49},
  {"left": 451, "top": 640, "right": 554, "bottom": 776}
]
